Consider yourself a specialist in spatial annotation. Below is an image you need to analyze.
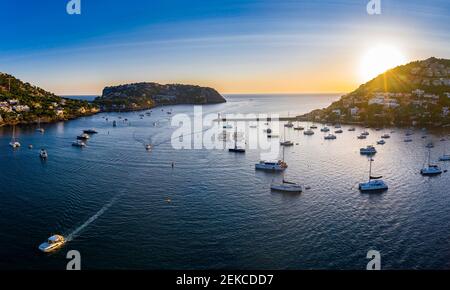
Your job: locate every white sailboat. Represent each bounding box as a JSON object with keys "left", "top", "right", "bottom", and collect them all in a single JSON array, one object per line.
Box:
[
  {"left": 229, "top": 127, "right": 246, "bottom": 153},
  {"left": 9, "top": 125, "right": 21, "bottom": 148},
  {"left": 280, "top": 126, "right": 294, "bottom": 146},
  {"left": 440, "top": 139, "right": 450, "bottom": 161},
  {"left": 421, "top": 146, "right": 442, "bottom": 176},
  {"left": 271, "top": 179, "right": 302, "bottom": 193},
  {"left": 36, "top": 118, "right": 45, "bottom": 133},
  {"left": 359, "top": 158, "right": 388, "bottom": 192}
]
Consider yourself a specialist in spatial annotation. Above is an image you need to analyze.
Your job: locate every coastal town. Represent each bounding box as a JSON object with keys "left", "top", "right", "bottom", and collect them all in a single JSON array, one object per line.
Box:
[
  {"left": 0, "top": 72, "right": 99, "bottom": 126},
  {"left": 303, "top": 58, "right": 450, "bottom": 127}
]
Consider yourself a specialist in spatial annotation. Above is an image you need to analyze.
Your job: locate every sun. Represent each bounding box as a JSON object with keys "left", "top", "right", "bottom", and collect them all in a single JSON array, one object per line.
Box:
[{"left": 359, "top": 45, "right": 407, "bottom": 82}]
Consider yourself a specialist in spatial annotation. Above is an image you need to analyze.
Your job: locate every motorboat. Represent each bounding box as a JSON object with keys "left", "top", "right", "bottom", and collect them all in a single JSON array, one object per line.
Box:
[
  {"left": 294, "top": 126, "right": 304, "bottom": 131},
  {"left": 381, "top": 134, "right": 390, "bottom": 139},
  {"left": 334, "top": 124, "right": 342, "bottom": 129},
  {"left": 324, "top": 134, "right": 336, "bottom": 140},
  {"left": 255, "top": 160, "right": 288, "bottom": 171},
  {"left": 360, "top": 145, "right": 377, "bottom": 155},
  {"left": 77, "top": 133, "right": 90, "bottom": 140},
  {"left": 377, "top": 140, "right": 386, "bottom": 145},
  {"left": 39, "top": 149, "right": 48, "bottom": 159},
  {"left": 320, "top": 127, "right": 330, "bottom": 132},
  {"left": 404, "top": 138, "right": 413, "bottom": 142},
  {"left": 72, "top": 140, "right": 86, "bottom": 147},
  {"left": 39, "top": 235, "right": 65, "bottom": 253},
  {"left": 348, "top": 128, "right": 356, "bottom": 131},
  {"left": 113, "top": 120, "right": 117, "bottom": 127},
  {"left": 359, "top": 158, "right": 388, "bottom": 192},
  {"left": 357, "top": 134, "right": 367, "bottom": 139},
  {"left": 425, "top": 142, "right": 434, "bottom": 148},
  {"left": 303, "top": 129, "right": 314, "bottom": 136},
  {"left": 361, "top": 131, "right": 369, "bottom": 136},
  {"left": 145, "top": 144, "right": 152, "bottom": 151},
  {"left": 310, "top": 125, "right": 318, "bottom": 129},
  {"left": 267, "top": 134, "right": 279, "bottom": 138},
  {"left": 271, "top": 180, "right": 302, "bottom": 193},
  {"left": 335, "top": 129, "right": 343, "bottom": 134},
  {"left": 83, "top": 129, "right": 98, "bottom": 134}
]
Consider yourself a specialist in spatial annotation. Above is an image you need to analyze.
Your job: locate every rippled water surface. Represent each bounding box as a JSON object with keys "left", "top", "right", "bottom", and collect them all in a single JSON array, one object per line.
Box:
[{"left": 1, "top": 94, "right": 450, "bottom": 270}]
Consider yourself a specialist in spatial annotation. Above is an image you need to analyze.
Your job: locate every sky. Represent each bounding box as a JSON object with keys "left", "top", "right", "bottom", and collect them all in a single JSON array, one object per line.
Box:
[{"left": 0, "top": 0, "right": 449, "bottom": 95}]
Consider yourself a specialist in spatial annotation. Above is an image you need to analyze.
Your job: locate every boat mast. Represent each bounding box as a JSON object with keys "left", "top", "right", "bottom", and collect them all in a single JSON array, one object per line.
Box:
[{"left": 369, "top": 158, "right": 373, "bottom": 181}]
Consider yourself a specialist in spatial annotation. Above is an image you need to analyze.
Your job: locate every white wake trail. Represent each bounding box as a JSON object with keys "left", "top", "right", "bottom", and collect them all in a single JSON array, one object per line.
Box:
[{"left": 65, "top": 194, "right": 122, "bottom": 242}]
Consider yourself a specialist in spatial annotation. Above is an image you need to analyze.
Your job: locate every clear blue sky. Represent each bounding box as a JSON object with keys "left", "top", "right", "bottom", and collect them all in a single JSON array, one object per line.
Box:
[{"left": 1, "top": 0, "right": 449, "bottom": 95}]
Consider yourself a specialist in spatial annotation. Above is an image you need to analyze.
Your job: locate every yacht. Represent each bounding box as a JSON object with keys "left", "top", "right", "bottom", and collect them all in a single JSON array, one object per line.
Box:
[
  {"left": 77, "top": 133, "right": 90, "bottom": 140},
  {"left": 39, "top": 149, "right": 48, "bottom": 159},
  {"left": 359, "top": 158, "right": 388, "bottom": 192},
  {"left": 9, "top": 125, "right": 21, "bottom": 148},
  {"left": 255, "top": 160, "right": 288, "bottom": 171},
  {"left": 72, "top": 140, "right": 86, "bottom": 147},
  {"left": 320, "top": 127, "right": 330, "bottom": 132},
  {"left": 38, "top": 235, "right": 66, "bottom": 253},
  {"left": 360, "top": 145, "right": 377, "bottom": 155},
  {"left": 377, "top": 140, "right": 386, "bottom": 145},
  {"left": 324, "top": 134, "right": 337, "bottom": 140},
  {"left": 270, "top": 180, "right": 302, "bottom": 193},
  {"left": 421, "top": 147, "right": 442, "bottom": 176},
  {"left": 255, "top": 146, "right": 288, "bottom": 171}
]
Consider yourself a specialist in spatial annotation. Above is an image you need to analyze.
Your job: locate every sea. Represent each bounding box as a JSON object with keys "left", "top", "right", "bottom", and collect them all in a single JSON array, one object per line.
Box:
[{"left": 1, "top": 94, "right": 450, "bottom": 270}]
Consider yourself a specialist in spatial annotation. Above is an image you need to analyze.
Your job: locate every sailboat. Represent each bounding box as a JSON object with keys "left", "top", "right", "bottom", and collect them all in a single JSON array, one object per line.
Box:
[
  {"left": 421, "top": 146, "right": 442, "bottom": 176},
  {"left": 440, "top": 139, "right": 450, "bottom": 161},
  {"left": 303, "top": 124, "right": 315, "bottom": 135},
  {"left": 284, "top": 112, "right": 294, "bottom": 128},
  {"left": 229, "top": 127, "right": 245, "bottom": 153},
  {"left": 9, "top": 125, "right": 21, "bottom": 148},
  {"left": 271, "top": 179, "right": 302, "bottom": 193},
  {"left": 359, "top": 158, "right": 388, "bottom": 192},
  {"left": 255, "top": 145, "right": 288, "bottom": 171},
  {"left": 294, "top": 121, "right": 304, "bottom": 131},
  {"left": 36, "top": 118, "right": 45, "bottom": 133},
  {"left": 280, "top": 126, "right": 294, "bottom": 146}
]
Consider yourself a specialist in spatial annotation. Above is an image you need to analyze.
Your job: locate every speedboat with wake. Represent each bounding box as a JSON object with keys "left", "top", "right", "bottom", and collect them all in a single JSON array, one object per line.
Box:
[{"left": 38, "top": 235, "right": 66, "bottom": 253}]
